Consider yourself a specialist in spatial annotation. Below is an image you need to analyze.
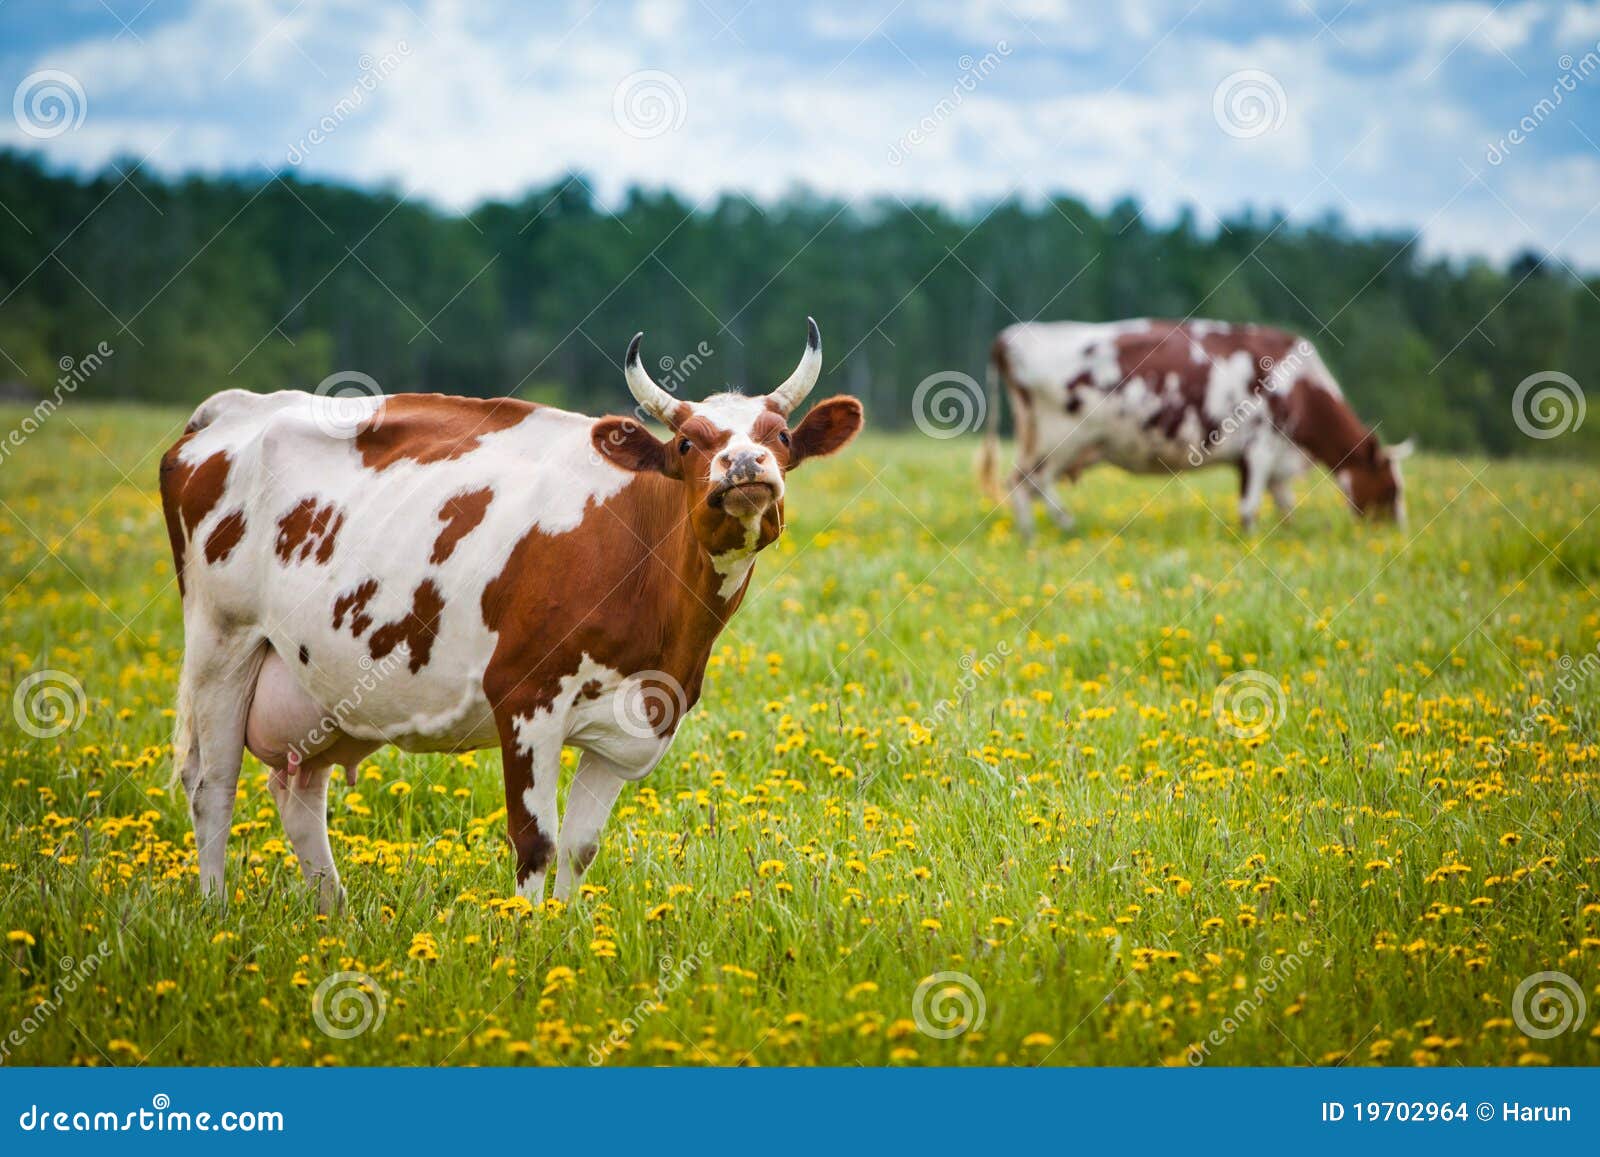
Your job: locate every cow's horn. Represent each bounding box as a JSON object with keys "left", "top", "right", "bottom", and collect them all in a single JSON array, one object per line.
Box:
[
  {"left": 767, "top": 317, "right": 822, "bottom": 415},
  {"left": 624, "top": 333, "right": 683, "bottom": 426}
]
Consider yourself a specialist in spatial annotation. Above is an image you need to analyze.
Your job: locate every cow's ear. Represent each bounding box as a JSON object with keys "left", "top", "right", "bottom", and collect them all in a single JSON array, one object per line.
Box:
[
  {"left": 788, "top": 396, "right": 863, "bottom": 468},
  {"left": 593, "top": 417, "right": 678, "bottom": 478}
]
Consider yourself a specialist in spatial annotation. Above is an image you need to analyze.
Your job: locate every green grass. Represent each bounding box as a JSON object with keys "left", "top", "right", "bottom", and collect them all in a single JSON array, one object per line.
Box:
[{"left": 1, "top": 404, "right": 1597, "bottom": 1067}]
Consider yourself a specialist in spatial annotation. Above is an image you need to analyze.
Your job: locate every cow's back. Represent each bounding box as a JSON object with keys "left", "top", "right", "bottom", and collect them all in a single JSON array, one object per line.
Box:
[
  {"left": 994, "top": 319, "right": 1324, "bottom": 472},
  {"left": 159, "top": 389, "right": 637, "bottom": 749}
]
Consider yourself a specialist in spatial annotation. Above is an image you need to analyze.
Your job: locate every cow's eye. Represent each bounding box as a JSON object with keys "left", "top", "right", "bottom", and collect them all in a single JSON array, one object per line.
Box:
[
  {"left": 778, "top": 431, "right": 790, "bottom": 447},
  {"left": 677, "top": 438, "right": 692, "bottom": 455}
]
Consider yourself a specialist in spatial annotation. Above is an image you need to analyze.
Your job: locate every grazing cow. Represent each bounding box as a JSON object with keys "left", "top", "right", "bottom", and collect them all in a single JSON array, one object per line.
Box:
[
  {"left": 976, "top": 319, "right": 1412, "bottom": 537},
  {"left": 160, "top": 319, "right": 862, "bottom": 909}
]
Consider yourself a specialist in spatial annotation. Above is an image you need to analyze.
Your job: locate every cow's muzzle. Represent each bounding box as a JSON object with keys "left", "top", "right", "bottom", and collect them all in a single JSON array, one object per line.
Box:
[
  {"left": 711, "top": 478, "right": 778, "bottom": 518},
  {"left": 709, "top": 451, "right": 780, "bottom": 517}
]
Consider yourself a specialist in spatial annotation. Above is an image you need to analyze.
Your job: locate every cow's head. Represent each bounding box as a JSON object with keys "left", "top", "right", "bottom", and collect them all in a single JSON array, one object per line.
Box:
[
  {"left": 1339, "top": 436, "right": 1414, "bottom": 525},
  {"left": 592, "top": 318, "right": 863, "bottom": 558}
]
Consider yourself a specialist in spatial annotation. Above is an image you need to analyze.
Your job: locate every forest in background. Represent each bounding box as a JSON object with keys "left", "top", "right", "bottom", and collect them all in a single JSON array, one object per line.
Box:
[{"left": 1, "top": 149, "right": 1595, "bottom": 457}]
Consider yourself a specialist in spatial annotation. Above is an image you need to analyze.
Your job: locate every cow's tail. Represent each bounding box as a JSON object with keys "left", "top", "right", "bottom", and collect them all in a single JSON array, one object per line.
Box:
[
  {"left": 976, "top": 346, "right": 1005, "bottom": 504},
  {"left": 168, "top": 659, "right": 194, "bottom": 789}
]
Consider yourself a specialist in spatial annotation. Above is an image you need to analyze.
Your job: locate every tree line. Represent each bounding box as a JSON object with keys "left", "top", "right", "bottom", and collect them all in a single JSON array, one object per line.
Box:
[{"left": 0, "top": 149, "right": 1594, "bottom": 457}]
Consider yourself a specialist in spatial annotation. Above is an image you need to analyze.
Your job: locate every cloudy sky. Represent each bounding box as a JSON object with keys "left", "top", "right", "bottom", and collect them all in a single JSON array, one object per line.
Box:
[{"left": 4, "top": 0, "right": 1599, "bottom": 266}]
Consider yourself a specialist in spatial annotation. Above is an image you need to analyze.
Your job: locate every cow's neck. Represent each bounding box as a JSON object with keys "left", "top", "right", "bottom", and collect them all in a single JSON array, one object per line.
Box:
[
  {"left": 1286, "top": 382, "right": 1371, "bottom": 472},
  {"left": 630, "top": 482, "right": 763, "bottom": 685}
]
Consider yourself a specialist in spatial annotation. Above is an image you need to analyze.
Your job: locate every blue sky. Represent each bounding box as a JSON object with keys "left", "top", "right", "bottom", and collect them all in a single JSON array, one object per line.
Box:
[{"left": 3, "top": 0, "right": 1599, "bottom": 267}]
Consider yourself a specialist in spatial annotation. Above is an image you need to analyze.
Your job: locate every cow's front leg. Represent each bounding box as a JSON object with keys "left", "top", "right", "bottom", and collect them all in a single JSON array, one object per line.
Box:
[
  {"left": 496, "top": 710, "right": 564, "bottom": 901},
  {"left": 552, "top": 751, "right": 628, "bottom": 902},
  {"left": 1237, "top": 448, "right": 1271, "bottom": 533},
  {"left": 1269, "top": 477, "right": 1297, "bottom": 518}
]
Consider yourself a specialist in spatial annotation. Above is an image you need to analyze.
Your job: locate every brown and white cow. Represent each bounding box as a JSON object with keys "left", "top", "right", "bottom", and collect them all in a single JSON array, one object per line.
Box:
[
  {"left": 160, "top": 319, "right": 862, "bottom": 909},
  {"left": 977, "top": 319, "right": 1412, "bottom": 537}
]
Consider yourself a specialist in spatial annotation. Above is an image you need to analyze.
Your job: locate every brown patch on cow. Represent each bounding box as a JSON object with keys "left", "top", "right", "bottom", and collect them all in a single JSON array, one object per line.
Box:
[
  {"left": 368, "top": 580, "right": 445, "bottom": 674},
  {"left": 1092, "top": 321, "right": 1301, "bottom": 453},
  {"left": 1063, "top": 370, "right": 1092, "bottom": 414},
  {"left": 203, "top": 510, "right": 247, "bottom": 564},
  {"left": 673, "top": 415, "right": 736, "bottom": 455},
  {"left": 481, "top": 476, "right": 740, "bottom": 732},
  {"left": 275, "top": 498, "right": 346, "bottom": 565},
  {"left": 429, "top": 487, "right": 494, "bottom": 564},
  {"left": 579, "top": 678, "right": 604, "bottom": 701},
  {"left": 571, "top": 841, "right": 600, "bottom": 874},
  {"left": 333, "top": 579, "right": 380, "bottom": 637},
  {"left": 298, "top": 644, "right": 310, "bottom": 664},
  {"left": 355, "top": 394, "right": 534, "bottom": 472},
  {"left": 158, "top": 437, "right": 231, "bottom": 595}
]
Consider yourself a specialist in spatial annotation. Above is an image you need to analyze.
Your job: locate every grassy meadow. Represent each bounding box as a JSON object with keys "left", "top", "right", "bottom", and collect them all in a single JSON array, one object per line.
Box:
[{"left": 1, "top": 403, "right": 1597, "bottom": 1067}]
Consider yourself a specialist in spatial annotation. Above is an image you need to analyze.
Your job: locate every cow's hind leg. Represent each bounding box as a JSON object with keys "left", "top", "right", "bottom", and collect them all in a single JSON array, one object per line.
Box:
[
  {"left": 268, "top": 761, "right": 344, "bottom": 912},
  {"left": 1033, "top": 466, "right": 1077, "bottom": 533},
  {"left": 1006, "top": 468, "right": 1037, "bottom": 541},
  {"left": 553, "top": 751, "right": 629, "bottom": 902},
  {"left": 177, "top": 622, "right": 266, "bottom": 901}
]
